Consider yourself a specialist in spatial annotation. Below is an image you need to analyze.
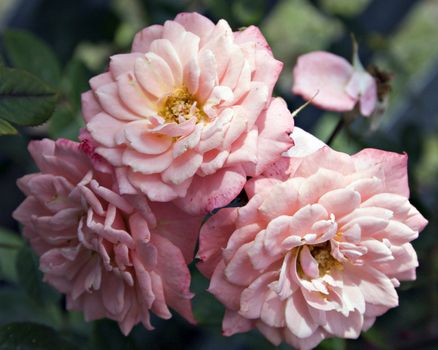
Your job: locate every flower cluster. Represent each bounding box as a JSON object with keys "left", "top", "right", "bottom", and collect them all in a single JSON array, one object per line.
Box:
[{"left": 13, "top": 12, "right": 427, "bottom": 350}]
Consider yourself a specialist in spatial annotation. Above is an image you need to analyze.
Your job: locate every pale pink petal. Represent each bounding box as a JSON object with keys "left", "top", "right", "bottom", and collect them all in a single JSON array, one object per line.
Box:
[
  {"left": 153, "top": 234, "right": 195, "bottom": 324},
  {"left": 224, "top": 242, "right": 260, "bottom": 286},
  {"left": 226, "top": 129, "right": 258, "bottom": 168},
  {"left": 318, "top": 188, "right": 361, "bottom": 218},
  {"left": 197, "top": 208, "right": 238, "bottom": 277},
  {"left": 240, "top": 271, "right": 277, "bottom": 319},
  {"left": 132, "top": 24, "right": 164, "bottom": 52},
  {"left": 345, "top": 70, "right": 377, "bottom": 117},
  {"left": 220, "top": 47, "right": 245, "bottom": 90},
  {"left": 286, "top": 127, "right": 325, "bottom": 158},
  {"left": 174, "top": 166, "right": 247, "bottom": 215},
  {"left": 209, "top": 261, "right": 244, "bottom": 310},
  {"left": 150, "top": 271, "right": 172, "bottom": 319},
  {"left": 260, "top": 290, "right": 286, "bottom": 327},
  {"left": 122, "top": 148, "right": 173, "bottom": 174},
  {"left": 300, "top": 245, "right": 319, "bottom": 279},
  {"left": 353, "top": 149, "right": 409, "bottom": 197},
  {"left": 257, "top": 181, "right": 299, "bottom": 220},
  {"left": 323, "top": 310, "right": 363, "bottom": 338},
  {"left": 81, "top": 91, "right": 102, "bottom": 123},
  {"left": 124, "top": 121, "right": 173, "bottom": 155},
  {"left": 109, "top": 53, "right": 143, "bottom": 78},
  {"left": 198, "top": 150, "right": 229, "bottom": 176},
  {"left": 184, "top": 56, "right": 201, "bottom": 95},
  {"left": 134, "top": 53, "right": 174, "bottom": 97},
  {"left": 238, "top": 82, "right": 269, "bottom": 130},
  {"left": 196, "top": 49, "right": 218, "bottom": 103},
  {"left": 345, "top": 264, "right": 398, "bottom": 308},
  {"left": 116, "top": 73, "right": 156, "bottom": 117},
  {"left": 292, "top": 51, "right": 356, "bottom": 112},
  {"left": 149, "top": 39, "right": 183, "bottom": 85},
  {"left": 87, "top": 113, "right": 125, "bottom": 148},
  {"left": 162, "top": 151, "right": 203, "bottom": 185},
  {"left": 256, "top": 322, "right": 282, "bottom": 346},
  {"left": 235, "top": 25, "right": 282, "bottom": 95},
  {"left": 128, "top": 172, "right": 190, "bottom": 202},
  {"left": 89, "top": 72, "right": 113, "bottom": 90},
  {"left": 285, "top": 291, "right": 318, "bottom": 338},
  {"left": 174, "top": 12, "right": 215, "bottom": 46},
  {"left": 201, "top": 19, "right": 233, "bottom": 80},
  {"left": 294, "top": 146, "right": 355, "bottom": 178},
  {"left": 95, "top": 82, "right": 140, "bottom": 121},
  {"left": 163, "top": 22, "right": 200, "bottom": 70},
  {"left": 222, "top": 309, "right": 253, "bottom": 336},
  {"left": 253, "top": 98, "right": 294, "bottom": 175},
  {"left": 150, "top": 201, "right": 203, "bottom": 263},
  {"left": 283, "top": 327, "right": 327, "bottom": 350}
]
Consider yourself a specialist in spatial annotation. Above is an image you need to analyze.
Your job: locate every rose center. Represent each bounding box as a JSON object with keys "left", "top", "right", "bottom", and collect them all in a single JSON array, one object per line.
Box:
[
  {"left": 158, "top": 87, "right": 207, "bottom": 124},
  {"left": 308, "top": 242, "right": 342, "bottom": 276},
  {"left": 297, "top": 241, "right": 342, "bottom": 278}
]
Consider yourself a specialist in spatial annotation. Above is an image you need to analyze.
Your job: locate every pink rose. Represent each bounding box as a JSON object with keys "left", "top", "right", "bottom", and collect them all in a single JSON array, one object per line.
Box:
[
  {"left": 197, "top": 134, "right": 427, "bottom": 349},
  {"left": 292, "top": 51, "right": 377, "bottom": 116},
  {"left": 81, "top": 12, "right": 293, "bottom": 215},
  {"left": 13, "top": 139, "right": 202, "bottom": 334}
]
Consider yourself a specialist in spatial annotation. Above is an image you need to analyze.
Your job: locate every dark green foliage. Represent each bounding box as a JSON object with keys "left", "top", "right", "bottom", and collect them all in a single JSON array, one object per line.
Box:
[
  {"left": 15, "top": 245, "right": 60, "bottom": 306},
  {"left": 3, "top": 30, "right": 62, "bottom": 87},
  {"left": 0, "top": 67, "right": 58, "bottom": 126},
  {"left": 0, "top": 322, "right": 77, "bottom": 350}
]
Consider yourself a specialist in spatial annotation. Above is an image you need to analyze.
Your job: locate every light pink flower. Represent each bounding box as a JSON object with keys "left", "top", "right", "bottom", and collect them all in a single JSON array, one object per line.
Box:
[
  {"left": 81, "top": 12, "right": 293, "bottom": 214},
  {"left": 13, "top": 139, "right": 202, "bottom": 334},
  {"left": 292, "top": 51, "right": 377, "bottom": 116},
  {"left": 197, "top": 134, "right": 427, "bottom": 349}
]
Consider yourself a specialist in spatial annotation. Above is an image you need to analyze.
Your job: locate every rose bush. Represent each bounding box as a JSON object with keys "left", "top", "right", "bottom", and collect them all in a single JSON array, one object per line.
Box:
[{"left": 81, "top": 12, "right": 294, "bottom": 215}]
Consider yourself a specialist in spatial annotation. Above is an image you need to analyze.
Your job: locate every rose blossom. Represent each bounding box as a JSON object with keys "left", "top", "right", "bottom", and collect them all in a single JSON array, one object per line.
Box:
[
  {"left": 292, "top": 51, "right": 377, "bottom": 116},
  {"left": 80, "top": 12, "right": 293, "bottom": 215},
  {"left": 197, "top": 129, "right": 427, "bottom": 349},
  {"left": 13, "top": 139, "right": 202, "bottom": 334}
]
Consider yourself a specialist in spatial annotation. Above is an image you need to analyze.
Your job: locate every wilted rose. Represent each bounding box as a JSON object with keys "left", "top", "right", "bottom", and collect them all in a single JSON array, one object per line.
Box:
[{"left": 13, "top": 139, "right": 202, "bottom": 334}]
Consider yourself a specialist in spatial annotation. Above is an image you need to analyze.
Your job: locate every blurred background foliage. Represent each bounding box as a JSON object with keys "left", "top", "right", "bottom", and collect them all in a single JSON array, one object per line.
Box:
[{"left": 0, "top": 0, "right": 437, "bottom": 349}]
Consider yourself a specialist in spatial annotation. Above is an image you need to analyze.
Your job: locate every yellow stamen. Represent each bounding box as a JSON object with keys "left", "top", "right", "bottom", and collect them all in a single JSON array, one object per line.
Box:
[
  {"left": 297, "top": 242, "right": 343, "bottom": 278},
  {"left": 158, "top": 87, "right": 208, "bottom": 124}
]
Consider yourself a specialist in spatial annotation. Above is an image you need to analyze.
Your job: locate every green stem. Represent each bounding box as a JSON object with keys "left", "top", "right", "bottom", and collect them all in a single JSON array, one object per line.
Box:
[
  {"left": 0, "top": 242, "right": 21, "bottom": 250},
  {"left": 326, "top": 117, "right": 345, "bottom": 146}
]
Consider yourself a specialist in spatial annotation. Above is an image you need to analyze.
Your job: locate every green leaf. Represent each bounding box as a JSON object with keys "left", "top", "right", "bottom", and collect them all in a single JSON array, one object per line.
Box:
[
  {"left": 3, "top": 30, "right": 62, "bottom": 87},
  {"left": 317, "top": 338, "right": 346, "bottom": 350},
  {"left": 0, "top": 322, "right": 77, "bottom": 350},
  {"left": 191, "top": 269, "right": 224, "bottom": 328},
  {"left": 0, "top": 287, "right": 62, "bottom": 326},
  {"left": 62, "top": 59, "right": 90, "bottom": 111},
  {"left": 0, "top": 227, "right": 23, "bottom": 282},
  {"left": 0, "top": 119, "right": 17, "bottom": 135},
  {"left": 0, "top": 66, "right": 58, "bottom": 126},
  {"left": 48, "top": 105, "right": 83, "bottom": 140},
  {"left": 15, "top": 245, "right": 60, "bottom": 305},
  {"left": 362, "top": 326, "right": 391, "bottom": 350},
  {"left": 91, "top": 320, "right": 138, "bottom": 350}
]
